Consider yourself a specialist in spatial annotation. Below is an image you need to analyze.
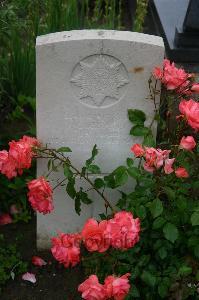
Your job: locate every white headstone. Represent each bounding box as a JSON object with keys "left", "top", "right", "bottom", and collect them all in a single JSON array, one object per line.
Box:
[{"left": 36, "top": 30, "right": 164, "bottom": 249}]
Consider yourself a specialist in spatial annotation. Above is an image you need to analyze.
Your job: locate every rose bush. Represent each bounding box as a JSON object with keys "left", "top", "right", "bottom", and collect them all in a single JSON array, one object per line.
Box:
[{"left": 0, "top": 60, "right": 198, "bottom": 299}]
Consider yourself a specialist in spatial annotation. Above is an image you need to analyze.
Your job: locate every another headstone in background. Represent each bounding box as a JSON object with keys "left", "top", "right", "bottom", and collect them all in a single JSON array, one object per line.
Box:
[
  {"left": 150, "top": 0, "right": 199, "bottom": 70},
  {"left": 36, "top": 30, "right": 164, "bottom": 249}
]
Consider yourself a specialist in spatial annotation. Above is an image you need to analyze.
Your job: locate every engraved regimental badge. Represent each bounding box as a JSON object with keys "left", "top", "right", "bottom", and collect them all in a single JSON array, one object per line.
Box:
[{"left": 70, "top": 54, "right": 129, "bottom": 108}]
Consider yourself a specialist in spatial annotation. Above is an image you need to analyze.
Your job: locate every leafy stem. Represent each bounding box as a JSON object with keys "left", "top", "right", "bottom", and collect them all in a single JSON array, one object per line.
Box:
[{"left": 37, "top": 148, "right": 115, "bottom": 214}]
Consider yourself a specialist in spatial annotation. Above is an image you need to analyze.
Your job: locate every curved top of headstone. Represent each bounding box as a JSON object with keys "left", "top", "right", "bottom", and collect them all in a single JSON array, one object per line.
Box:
[{"left": 36, "top": 30, "right": 164, "bottom": 47}]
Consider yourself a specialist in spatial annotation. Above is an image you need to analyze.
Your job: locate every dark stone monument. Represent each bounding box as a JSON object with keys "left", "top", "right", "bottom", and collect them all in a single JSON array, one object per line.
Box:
[{"left": 149, "top": 0, "right": 199, "bottom": 70}]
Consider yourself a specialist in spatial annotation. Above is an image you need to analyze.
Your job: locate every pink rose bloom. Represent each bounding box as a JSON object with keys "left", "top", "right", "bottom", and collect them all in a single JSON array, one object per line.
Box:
[
  {"left": 9, "top": 140, "right": 33, "bottom": 173},
  {"left": 0, "top": 213, "right": 12, "bottom": 225},
  {"left": 144, "top": 147, "right": 157, "bottom": 168},
  {"left": 81, "top": 219, "right": 110, "bottom": 252},
  {"left": 162, "top": 59, "right": 190, "bottom": 90},
  {"left": 179, "top": 99, "right": 199, "bottom": 131},
  {"left": 106, "top": 211, "right": 140, "bottom": 250},
  {"left": 191, "top": 83, "right": 199, "bottom": 93},
  {"left": 175, "top": 167, "right": 189, "bottom": 178},
  {"left": 51, "top": 232, "right": 81, "bottom": 268},
  {"left": 78, "top": 275, "right": 107, "bottom": 300},
  {"left": 0, "top": 150, "right": 17, "bottom": 179},
  {"left": 19, "top": 135, "right": 40, "bottom": 148},
  {"left": 0, "top": 136, "right": 40, "bottom": 179},
  {"left": 143, "top": 161, "right": 155, "bottom": 173},
  {"left": 153, "top": 66, "right": 163, "bottom": 80},
  {"left": 131, "top": 144, "right": 145, "bottom": 157},
  {"left": 27, "top": 177, "right": 54, "bottom": 214},
  {"left": 164, "top": 158, "right": 175, "bottom": 174},
  {"left": 104, "top": 273, "right": 131, "bottom": 300},
  {"left": 0, "top": 150, "right": 8, "bottom": 171},
  {"left": 32, "top": 256, "right": 47, "bottom": 266},
  {"left": 180, "top": 136, "right": 196, "bottom": 151}
]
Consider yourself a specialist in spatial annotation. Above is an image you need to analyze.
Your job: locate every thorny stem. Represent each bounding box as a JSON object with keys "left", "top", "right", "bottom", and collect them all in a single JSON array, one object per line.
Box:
[{"left": 37, "top": 148, "right": 115, "bottom": 214}]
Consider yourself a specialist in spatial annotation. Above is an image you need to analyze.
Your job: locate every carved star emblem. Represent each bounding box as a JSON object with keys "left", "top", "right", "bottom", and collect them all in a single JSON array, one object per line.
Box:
[{"left": 71, "top": 55, "right": 129, "bottom": 106}]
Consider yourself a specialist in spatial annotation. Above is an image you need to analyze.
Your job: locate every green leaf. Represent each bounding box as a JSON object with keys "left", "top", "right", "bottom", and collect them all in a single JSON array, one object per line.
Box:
[
  {"left": 141, "top": 271, "right": 156, "bottom": 287},
  {"left": 152, "top": 217, "right": 166, "bottom": 229},
  {"left": 75, "top": 194, "right": 81, "bottom": 215},
  {"left": 130, "top": 286, "right": 140, "bottom": 297},
  {"left": 130, "top": 125, "right": 150, "bottom": 136},
  {"left": 87, "top": 164, "right": 101, "bottom": 174},
  {"left": 126, "top": 157, "right": 134, "bottom": 167},
  {"left": 99, "top": 213, "right": 107, "bottom": 220},
  {"left": 163, "top": 187, "right": 176, "bottom": 201},
  {"left": 94, "top": 178, "right": 104, "bottom": 189},
  {"left": 128, "top": 109, "right": 146, "bottom": 125},
  {"left": 66, "top": 178, "right": 76, "bottom": 199},
  {"left": 163, "top": 223, "right": 178, "bottom": 243},
  {"left": 158, "top": 247, "right": 167, "bottom": 259},
  {"left": 86, "top": 145, "right": 98, "bottom": 167},
  {"left": 57, "top": 147, "right": 72, "bottom": 152},
  {"left": 112, "top": 166, "right": 128, "bottom": 187},
  {"left": 117, "top": 191, "right": 127, "bottom": 209},
  {"left": 143, "top": 134, "right": 156, "bottom": 147},
  {"left": 136, "top": 205, "right": 146, "bottom": 219},
  {"left": 79, "top": 189, "right": 92, "bottom": 204},
  {"left": 127, "top": 167, "right": 140, "bottom": 179},
  {"left": 63, "top": 164, "right": 73, "bottom": 179},
  {"left": 150, "top": 198, "right": 163, "bottom": 218},
  {"left": 191, "top": 212, "right": 199, "bottom": 226},
  {"left": 104, "top": 174, "right": 116, "bottom": 189},
  {"left": 177, "top": 265, "right": 192, "bottom": 277},
  {"left": 158, "top": 282, "right": 169, "bottom": 298},
  {"left": 47, "top": 159, "right": 52, "bottom": 171}
]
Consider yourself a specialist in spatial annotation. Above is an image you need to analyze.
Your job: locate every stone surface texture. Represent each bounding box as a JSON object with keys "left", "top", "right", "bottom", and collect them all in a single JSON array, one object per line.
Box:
[{"left": 36, "top": 30, "right": 164, "bottom": 249}]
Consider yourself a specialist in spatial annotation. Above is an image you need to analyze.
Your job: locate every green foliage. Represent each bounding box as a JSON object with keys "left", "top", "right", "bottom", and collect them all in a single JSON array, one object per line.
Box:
[
  {"left": 0, "top": 172, "right": 33, "bottom": 223},
  {"left": 0, "top": 235, "right": 27, "bottom": 294},
  {"left": 133, "top": 0, "right": 148, "bottom": 32},
  {"left": 80, "top": 80, "right": 199, "bottom": 299}
]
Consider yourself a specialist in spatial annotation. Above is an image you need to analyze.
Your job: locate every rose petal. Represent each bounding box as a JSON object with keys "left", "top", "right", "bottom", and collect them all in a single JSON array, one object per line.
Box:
[
  {"left": 22, "top": 272, "right": 36, "bottom": 283},
  {"left": 0, "top": 213, "right": 12, "bottom": 225},
  {"left": 32, "top": 256, "right": 47, "bottom": 266}
]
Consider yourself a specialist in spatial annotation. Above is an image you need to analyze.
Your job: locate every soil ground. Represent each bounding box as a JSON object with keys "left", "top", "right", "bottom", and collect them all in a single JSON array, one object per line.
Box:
[{"left": 1, "top": 216, "right": 83, "bottom": 300}]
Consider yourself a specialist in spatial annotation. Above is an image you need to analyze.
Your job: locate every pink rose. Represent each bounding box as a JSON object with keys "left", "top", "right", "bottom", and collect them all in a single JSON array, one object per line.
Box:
[
  {"left": 32, "top": 256, "right": 47, "bottom": 266},
  {"left": 0, "top": 136, "right": 40, "bottom": 179},
  {"left": 143, "top": 161, "right": 155, "bottom": 173},
  {"left": 175, "top": 167, "right": 189, "bottom": 178},
  {"left": 180, "top": 136, "right": 196, "bottom": 151},
  {"left": 191, "top": 83, "right": 199, "bottom": 93},
  {"left": 78, "top": 275, "right": 107, "bottom": 300},
  {"left": 0, "top": 213, "right": 12, "bottom": 225},
  {"left": 0, "top": 150, "right": 17, "bottom": 179},
  {"left": 51, "top": 232, "right": 81, "bottom": 268},
  {"left": 162, "top": 59, "right": 190, "bottom": 90},
  {"left": 153, "top": 66, "right": 163, "bottom": 80},
  {"left": 106, "top": 211, "right": 140, "bottom": 250},
  {"left": 81, "top": 219, "right": 110, "bottom": 252},
  {"left": 164, "top": 158, "right": 175, "bottom": 174},
  {"left": 27, "top": 177, "right": 54, "bottom": 214},
  {"left": 9, "top": 140, "right": 33, "bottom": 173},
  {"left": 0, "top": 150, "right": 8, "bottom": 171},
  {"left": 131, "top": 144, "right": 145, "bottom": 157},
  {"left": 104, "top": 273, "right": 131, "bottom": 300},
  {"left": 179, "top": 99, "right": 199, "bottom": 131}
]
